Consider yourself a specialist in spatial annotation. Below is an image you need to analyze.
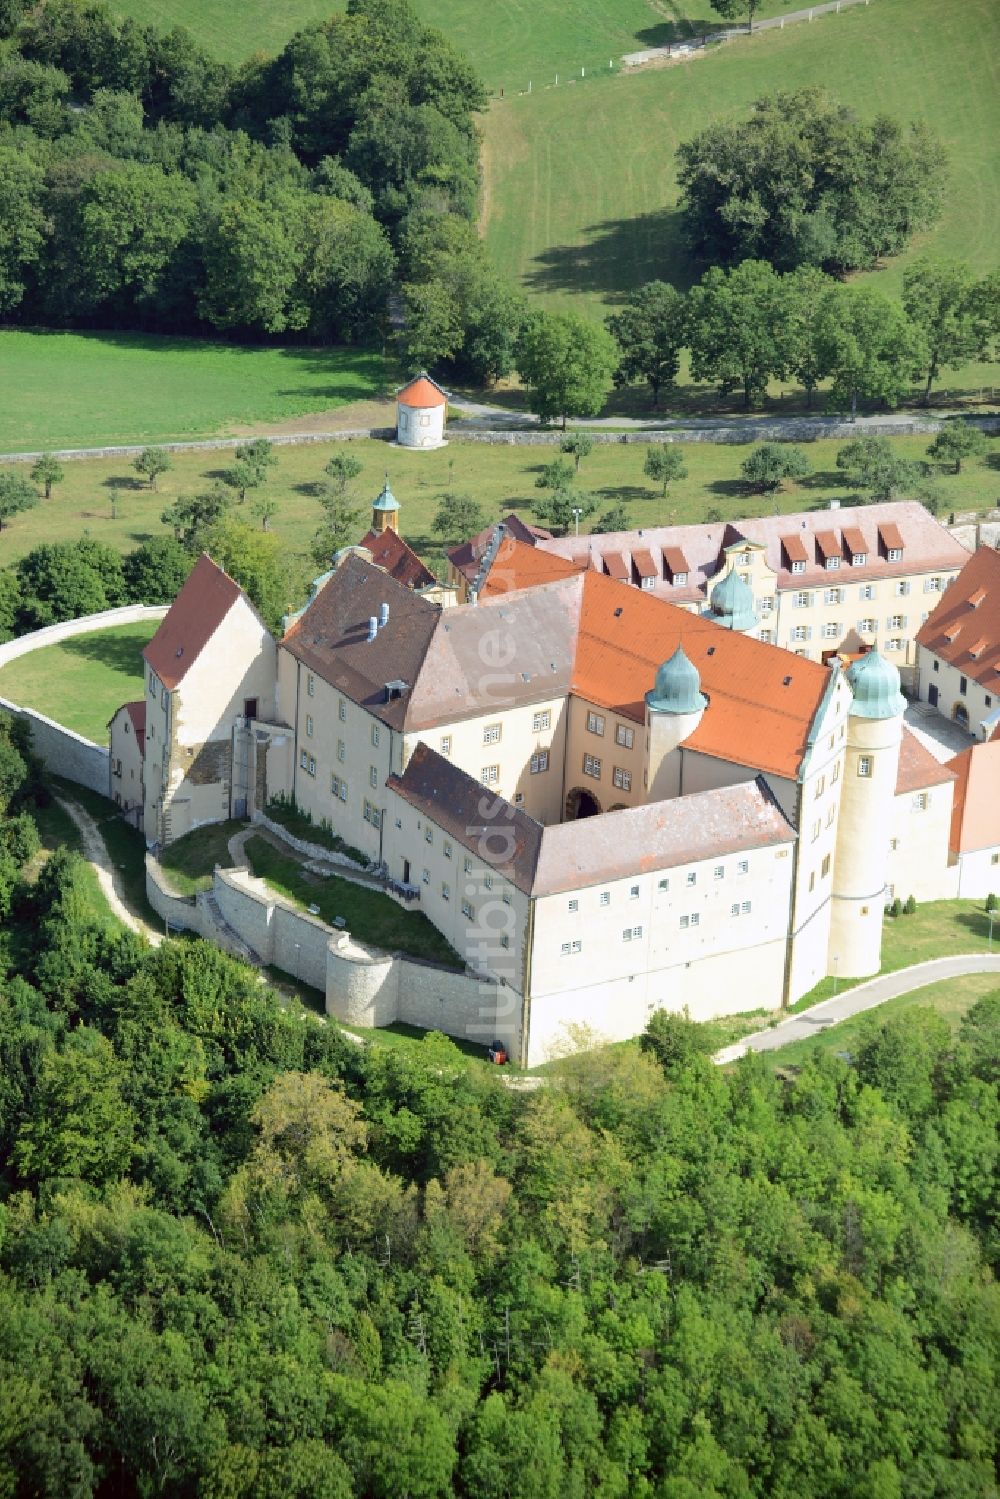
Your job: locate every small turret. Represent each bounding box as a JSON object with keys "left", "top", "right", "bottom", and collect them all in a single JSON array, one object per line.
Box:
[
  {"left": 372, "top": 476, "right": 400, "bottom": 535},
  {"left": 706, "top": 567, "right": 758, "bottom": 633},
  {"left": 645, "top": 645, "right": 708, "bottom": 801},
  {"left": 845, "top": 648, "right": 907, "bottom": 720}
]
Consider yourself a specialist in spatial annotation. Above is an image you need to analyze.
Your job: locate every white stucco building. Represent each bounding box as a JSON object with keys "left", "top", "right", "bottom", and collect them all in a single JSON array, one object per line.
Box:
[
  {"left": 916, "top": 545, "right": 1000, "bottom": 738},
  {"left": 395, "top": 372, "right": 448, "bottom": 449}
]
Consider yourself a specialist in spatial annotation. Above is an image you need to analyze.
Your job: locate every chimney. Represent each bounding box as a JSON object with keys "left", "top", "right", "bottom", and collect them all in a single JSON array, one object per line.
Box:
[
  {"left": 367, "top": 616, "right": 378, "bottom": 642},
  {"left": 379, "top": 602, "right": 390, "bottom": 629},
  {"left": 829, "top": 498, "right": 841, "bottom": 510}
]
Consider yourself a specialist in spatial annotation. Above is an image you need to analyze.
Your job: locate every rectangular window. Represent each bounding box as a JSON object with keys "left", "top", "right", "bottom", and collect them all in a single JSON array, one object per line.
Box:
[
  {"left": 371, "top": 724, "right": 380, "bottom": 747},
  {"left": 741, "top": 900, "right": 751, "bottom": 914},
  {"left": 759, "top": 630, "right": 774, "bottom": 645},
  {"left": 622, "top": 926, "right": 643, "bottom": 941},
  {"left": 568, "top": 899, "right": 578, "bottom": 912},
  {"left": 530, "top": 750, "right": 549, "bottom": 774},
  {"left": 331, "top": 774, "right": 348, "bottom": 802},
  {"left": 851, "top": 552, "right": 867, "bottom": 567},
  {"left": 821, "top": 855, "right": 831, "bottom": 878},
  {"left": 369, "top": 765, "right": 378, "bottom": 788},
  {"left": 600, "top": 891, "right": 611, "bottom": 906},
  {"left": 484, "top": 875, "right": 493, "bottom": 891},
  {"left": 422, "top": 868, "right": 430, "bottom": 885},
  {"left": 532, "top": 709, "right": 551, "bottom": 732},
  {"left": 826, "top": 803, "right": 836, "bottom": 826},
  {"left": 338, "top": 698, "right": 347, "bottom": 721},
  {"left": 483, "top": 722, "right": 501, "bottom": 745},
  {"left": 887, "top": 638, "right": 903, "bottom": 652},
  {"left": 824, "top": 588, "right": 843, "bottom": 605},
  {"left": 791, "top": 560, "right": 806, "bottom": 575},
  {"left": 815, "top": 774, "right": 825, "bottom": 798},
  {"left": 959, "top": 676, "right": 968, "bottom": 695},
  {"left": 305, "top": 714, "right": 314, "bottom": 737},
  {"left": 307, "top": 673, "right": 315, "bottom": 696},
  {"left": 337, "top": 739, "right": 346, "bottom": 763},
  {"left": 896, "top": 580, "right": 911, "bottom": 597},
  {"left": 442, "top": 882, "right": 450, "bottom": 900},
  {"left": 630, "top": 884, "right": 640, "bottom": 899},
  {"left": 463, "top": 901, "right": 475, "bottom": 920},
  {"left": 737, "top": 860, "right": 749, "bottom": 876},
  {"left": 444, "top": 840, "right": 452, "bottom": 859},
  {"left": 686, "top": 871, "right": 696, "bottom": 886},
  {"left": 811, "top": 819, "right": 821, "bottom": 842},
  {"left": 858, "top": 756, "right": 873, "bottom": 777},
  {"left": 913, "top": 792, "right": 929, "bottom": 811},
  {"left": 615, "top": 723, "right": 634, "bottom": 749},
  {"left": 731, "top": 902, "right": 740, "bottom": 917},
  {"left": 560, "top": 940, "right": 582, "bottom": 956},
  {"left": 425, "top": 826, "right": 433, "bottom": 844},
  {"left": 888, "top": 547, "right": 903, "bottom": 562},
  {"left": 826, "top": 557, "right": 841, "bottom": 571},
  {"left": 759, "top": 595, "right": 774, "bottom": 612},
  {"left": 464, "top": 857, "right": 472, "bottom": 874},
  {"left": 440, "top": 735, "right": 451, "bottom": 755},
  {"left": 363, "top": 800, "right": 381, "bottom": 828},
  {"left": 714, "top": 864, "right": 725, "bottom": 880},
  {"left": 792, "top": 625, "right": 812, "bottom": 643},
  {"left": 148, "top": 673, "right": 157, "bottom": 698},
  {"left": 860, "top": 583, "right": 875, "bottom": 601},
  {"left": 991, "top": 853, "right": 1000, "bottom": 866},
  {"left": 586, "top": 711, "right": 605, "bottom": 736},
  {"left": 299, "top": 749, "right": 308, "bottom": 769},
  {"left": 860, "top": 618, "right": 876, "bottom": 634},
  {"left": 822, "top": 622, "right": 840, "bottom": 639},
  {"left": 583, "top": 753, "right": 602, "bottom": 779},
  {"left": 673, "top": 570, "right": 689, "bottom": 586},
  {"left": 500, "top": 934, "right": 510, "bottom": 949},
  {"left": 887, "top": 614, "right": 906, "bottom": 630},
  {"left": 680, "top": 914, "right": 690, "bottom": 929},
  {"left": 793, "top": 591, "right": 811, "bottom": 608},
  {"left": 308, "top": 756, "right": 316, "bottom": 776},
  {"left": 481, "top": 764, "right": 500, "bottom": 785},
  {"left": 832, "top": 760, "right": 840, "bottom": 783},
  {"left": 613, "top": 766, "right": 631, "bottom": 791}
]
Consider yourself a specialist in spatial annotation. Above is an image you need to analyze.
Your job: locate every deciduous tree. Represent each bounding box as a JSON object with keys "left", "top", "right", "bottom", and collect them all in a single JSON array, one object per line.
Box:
[
  {"left": 134, "top": 446, "right": 171, "bottom": 491},
  {"left": 606, "top": 281, "right": 688, "bottom": 408},
  {"left": 741, "top": 443, "right": 811, "bottom": 494},
  {"left": 927, "top": 419, "right": 988, "bottom": 475},
  {"left": 643, "top": 444, "right": 688, "bottom": 498},
  {"left": 517, "top": 311, "right": 618, "bottom": 428}
]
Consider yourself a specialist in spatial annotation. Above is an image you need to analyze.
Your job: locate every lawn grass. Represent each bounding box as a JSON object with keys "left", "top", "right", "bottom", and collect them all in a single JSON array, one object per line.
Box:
[
  {"left": 0, "top": 429, "right": 995, "bottom": 575},
  {"left": 0, "top": 331, "right": 386, "bottom": 453},
  {"left": 160, "top": 819, "right": 246, "bottom": 896},
  {"left": 109, "top": 0, "right": 793, "bottom": 86},
  {"left": 482, "top": 0, "right": 1000, "bottom": 329},
  {"left": 244, "top": 834, "right": 464, "bottom": 968},
  {"left": 764, "top": 972, "right": 999, "bottom": 1069},
  {"left": 27, "top": 793, "right": 116, "bottom": 927},
  {"left": 0, "top": 621, "right": 158, "bottom": 743}
]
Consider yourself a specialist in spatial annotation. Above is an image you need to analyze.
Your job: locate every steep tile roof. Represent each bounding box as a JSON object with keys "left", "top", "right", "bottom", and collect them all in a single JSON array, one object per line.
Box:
[
  {"left": 448, "top": 513, "right": 553, "bottom": 584},
  {"left": 537, "top": 501, "right": 968, "bottom": 605},
  {"left": 479, "top": 535, "right": 583, "bottom": 597},
  {"left": 916, "top": 547, "right": 1000, "bottom": 690},
  {"left": 389, "top": 742, "right": 543, "bottom": 893},
  {"left": 945, "top": 740, "right": 1000, "bottom": 854},
  {"left": 396, "top": 373, "right": 448, "bottom": 408},
  {"left": 143, "top": 553, "right": 242, "bottom": 690},
  {"left": 357, "top": 527, "right": 436, "bottom": 590},
  {"left": 895, "top": 725, "right": 955, "bottom": 796},
  {"left": 282, "top": 553, "right": 439, "bottom": 730},
  {"left": 531, "top": 778, "right": 795, "bottom": 896}
]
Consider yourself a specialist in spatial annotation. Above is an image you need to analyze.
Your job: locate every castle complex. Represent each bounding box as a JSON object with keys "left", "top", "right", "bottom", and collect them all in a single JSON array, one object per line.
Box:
[{"left": 112, "top": 490, "right": 996, "bottom": 1066}]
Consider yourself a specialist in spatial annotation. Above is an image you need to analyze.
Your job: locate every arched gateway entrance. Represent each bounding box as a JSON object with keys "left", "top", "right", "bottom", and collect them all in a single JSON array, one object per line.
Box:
[{"left": 565, "top": 786, "right": 601, "bottom": 820}]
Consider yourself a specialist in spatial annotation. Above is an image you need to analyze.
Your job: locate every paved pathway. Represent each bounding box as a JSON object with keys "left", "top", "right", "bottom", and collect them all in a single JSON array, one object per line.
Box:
[
  {"left": 57, "top": 795, "right": 162, "bottom": 945},
  {"left": 622, "top": 0, "right": 873, "bottom": 66},
  {"left": 903, "top": 703, "right": 977, "bottom": 766},
  {"left": 714, "top": 953, "right": 1000, "bottom": 1063}
]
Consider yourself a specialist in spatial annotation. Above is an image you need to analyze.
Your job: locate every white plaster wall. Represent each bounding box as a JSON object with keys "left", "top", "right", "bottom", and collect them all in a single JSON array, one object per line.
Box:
[
  {"left": 773, "top": 568, "right": 960, "bottom": 670},
  {"left": 887, "top": 782, "right": 959, "bottom": 903},
  {"left": 108, "top": 705, "right": 144, "bottom": 813},
  {"left": 406, "top": 694, "right": 569, "bottom": 826},
  {"left": 396, "top": 402, "right": 446, "bottom": 449},
  {"left": 917, "top": 647, "right": 997, "bottom": 737},
  {"left": 954, "top": 847, "right": 1000, "bottom": 900},
  {"left": 562, "top": 696, "right": 645, "bottom": 813},
  {"left": 828, "top": 713, "right": 903, "bottom": 977}
]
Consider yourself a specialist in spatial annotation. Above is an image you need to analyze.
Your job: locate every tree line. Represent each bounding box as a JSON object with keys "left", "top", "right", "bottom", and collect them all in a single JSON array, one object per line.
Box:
[
  {"left": 0, "top": 0, "right": 501, "bottom": 357},
  {"left": 0, "top": 712, "right": 997, "bottom": 1493}
]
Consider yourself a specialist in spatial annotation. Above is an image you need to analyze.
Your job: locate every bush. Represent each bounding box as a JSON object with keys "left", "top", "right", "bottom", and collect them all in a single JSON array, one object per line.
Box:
[
  {"left": 888, "top": 897, "right": 902, "bottom": 918},
  {"left": 266, "top": 794, "right": 367, "bottom": 867},
  {"left": 986, "top": 892, "right": 997, "bottom": 913},
  {"left": 903, "top": 894, "right": 918, "bottom": 915}
]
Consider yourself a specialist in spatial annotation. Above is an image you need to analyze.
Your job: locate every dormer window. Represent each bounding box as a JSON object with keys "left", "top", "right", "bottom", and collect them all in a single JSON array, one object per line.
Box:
[
  {"left": 674, "top": 571, "right": 688, "bottom": 586},
  {"left": 888, "top": 547, "right": 903, "bottom": 563},
  {"left": 851, "top": 552, "right": 867, "bottom": 566},
  {"left": 825, "top": 556, "right": 841, "bottom": 571},
  {"left": 791, "top": 559, "right": 806, "bottom": 574}
]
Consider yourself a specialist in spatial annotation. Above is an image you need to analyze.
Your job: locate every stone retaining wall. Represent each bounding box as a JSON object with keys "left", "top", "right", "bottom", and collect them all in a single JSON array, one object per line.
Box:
[
  {"left": 0, "top": 430, "right": 396, "bottom": 465},
  {"left": 145, "top": 855, "right": 209, "bottom": 937},
  {"left": 0, "top": 604, "right": 167, "bottom": 668},
  {"left": 253, "top": 809, "right": 369, "bottom": 872},
  {"left": 450, "top": 416, "right": 1000, "bottom": 448}
]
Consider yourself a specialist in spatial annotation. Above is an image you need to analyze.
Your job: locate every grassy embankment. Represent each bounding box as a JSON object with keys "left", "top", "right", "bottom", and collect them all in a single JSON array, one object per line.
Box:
[
  {"left": 0, "top": 430, "right": 996, "bottom": 575},
  {"left": 482, "top": 0, "right": 1000, "bottom": 395}
]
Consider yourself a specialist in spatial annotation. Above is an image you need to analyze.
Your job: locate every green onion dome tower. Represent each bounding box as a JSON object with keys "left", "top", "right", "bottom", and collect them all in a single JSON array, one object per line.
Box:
[
  {"left": 706, "top": 567, "right": 758, "bottom": 633},
  {"left": 645, "top": 645, "right": 708, "bottom": 802},
  {"left": 828, "top": 649, "right": 906, "bottom": 979}
]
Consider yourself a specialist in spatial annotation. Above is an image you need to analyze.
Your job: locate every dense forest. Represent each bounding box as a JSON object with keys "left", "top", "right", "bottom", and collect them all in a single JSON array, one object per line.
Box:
[
  {"left": 0, "top": 708, "right": 998, "bottom": 1495},
  {"left": 0, "top": 0, "right": 522, "bottom": 380}
]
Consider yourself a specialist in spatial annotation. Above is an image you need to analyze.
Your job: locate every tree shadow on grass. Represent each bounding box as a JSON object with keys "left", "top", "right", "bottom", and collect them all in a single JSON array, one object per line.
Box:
[
  {"left": 522, "top": 207, "right": 690, "bottom": 301},
  {"left": 632, "top": 15, "right": 731, "bottom": 48},
  {"left": 796, "top": 469, "right": 849, "bottom": 492},
  {"left": 61, "top": 632, "right": 150, "bottom": 674},
  {"left": 101, "top": 475, "right": 146, "bottom": 491}
]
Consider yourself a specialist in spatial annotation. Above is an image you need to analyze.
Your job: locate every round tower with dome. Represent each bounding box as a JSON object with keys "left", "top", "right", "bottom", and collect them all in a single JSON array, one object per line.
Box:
[
  {"left": 644, "top": 645, "right": 708, "bottom": 802},
  {"left": 828, "top": 649, "right": 906, "bottom": 978},
  {"left": 705, "top": 567, "right": 758, "bottom": 633},
  {"left": 371, "top": 477, "right": 400, "bottom": 535}
]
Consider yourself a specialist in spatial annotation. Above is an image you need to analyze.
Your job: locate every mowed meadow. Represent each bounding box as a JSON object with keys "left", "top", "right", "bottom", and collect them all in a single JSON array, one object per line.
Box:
[
  {"left": 110, "top": 0, "right": 793, "bottom": 88},
  {"left": 0, "top": 429, "right": 996, "bottom": 573},
  {"left": 0, "top": 333, "right": 386, "bottom": 453},
  {"left": 481, "top": 0, "right": 1000, "bottom": 319}
]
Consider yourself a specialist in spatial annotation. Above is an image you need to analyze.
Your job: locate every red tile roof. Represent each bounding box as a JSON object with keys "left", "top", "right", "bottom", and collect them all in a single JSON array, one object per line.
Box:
[
  {"left": 633, "top": 548, "right": 657, "bottom": 579},
  {"left": 842, "top": 525, "right": 867, "bottom": 557},
  {"left": 894, "top": 726, "right": 955, "bottom": 796},
  {"left": 447, "top": 513, "right": 553, "bottom": 584},
  {"left": 143, "top": 554, "right": 242, "bottom": 690},
  {"left": 604, "top": 552, "right": 629, "bottom": 582},
  {"left": 396, "top": 374, "right": 448, "bottom": 409},
  {"left": 945, "top": 740, "right": 1000, "bottom": 854},
  {"left": 663, "top": 546, "right": 689, "bottom": 576},
  {"left": 878, "top": 521, "right": 904, "bottom": 552},
  {"left": 815, "top": 529, "right": 842, "bottom": 561},
  {"left": 916, "top": 547, "right": 1000, "bottom": 689},
  {"left": 479, "top": 536, "right": 582, "bottom": 598},
  {"left": 781, "top": 533, "right": 809, "bottom": 564},
  {"left": 358, "top": 527, "right": 436, "bottom": 590}
]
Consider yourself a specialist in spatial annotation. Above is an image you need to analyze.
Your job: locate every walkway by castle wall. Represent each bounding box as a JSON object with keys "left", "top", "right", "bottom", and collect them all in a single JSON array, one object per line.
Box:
[{"left": 145, "top": 855, "right": 211, "bottom": 937}]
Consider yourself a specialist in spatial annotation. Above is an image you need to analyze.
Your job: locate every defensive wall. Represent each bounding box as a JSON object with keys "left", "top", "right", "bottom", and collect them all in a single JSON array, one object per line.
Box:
[
  {"left": 252, "top": 809, "right": 372, "bottom": 873},
  {"left": 0, "top": 604, "right": 168, "bottom": 795},
  {"left": 144, "top": 851, "right": 519, "bottom": 1055},
  {"left": 448, "top": 416, "right": 1000, "bottom": 447}
]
